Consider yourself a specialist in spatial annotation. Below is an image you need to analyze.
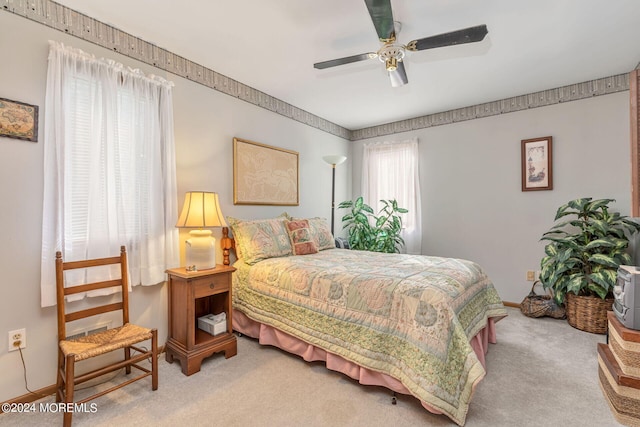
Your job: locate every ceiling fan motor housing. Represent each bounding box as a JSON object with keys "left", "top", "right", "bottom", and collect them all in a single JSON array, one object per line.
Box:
[{"left": 378, "top": 43, "right": 405, "bottom": 71}]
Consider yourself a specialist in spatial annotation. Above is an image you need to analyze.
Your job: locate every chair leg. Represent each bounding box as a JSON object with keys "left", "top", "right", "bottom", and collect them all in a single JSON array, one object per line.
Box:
[
  {"left": 124, "top": 346, "right": 132, "bottom": 375},
  {"left": 56, "top": 348, "right": 64, "bottom": 403},
  {"left": 63, "top": 354, "right": 75, "bottom": 427},
  {"left": 151, "top": 329, "right": 158, "bottom": 390}
]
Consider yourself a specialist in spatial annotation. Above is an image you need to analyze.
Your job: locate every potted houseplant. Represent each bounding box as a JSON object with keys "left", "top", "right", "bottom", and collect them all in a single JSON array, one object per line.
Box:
[
  {"left": 539, "top": 197, "right": 640, "bottom": 333},
  {"left": 338, "top": 196, "right": 407, "bottom": 253}
]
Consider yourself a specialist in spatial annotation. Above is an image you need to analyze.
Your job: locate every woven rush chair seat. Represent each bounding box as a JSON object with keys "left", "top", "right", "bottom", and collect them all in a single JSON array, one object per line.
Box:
[{"left": 59, "top": 323, "right": 153, "bottom": 362}]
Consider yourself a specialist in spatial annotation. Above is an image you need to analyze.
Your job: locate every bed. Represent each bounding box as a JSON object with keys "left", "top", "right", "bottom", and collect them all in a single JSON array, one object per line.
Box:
[{"left": 227, "top": 216, "right": 507, "bottom": 426}]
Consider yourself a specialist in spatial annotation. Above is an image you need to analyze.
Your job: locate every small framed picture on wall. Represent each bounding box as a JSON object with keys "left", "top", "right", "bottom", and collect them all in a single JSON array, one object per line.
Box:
[
  {"left": 0, "top": 97, "right": 38, "bottom": 142},
  {"left": 521, "top": 136, "right": 552, "bottom": 191}
]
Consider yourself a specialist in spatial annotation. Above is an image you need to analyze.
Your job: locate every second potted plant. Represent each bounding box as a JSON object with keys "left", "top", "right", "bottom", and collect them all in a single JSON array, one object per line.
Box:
[
  {"left": 338, "top": 196, "right": 407, "bottom": 253},
  {"left": 539, "top": 197, "right": 640, "bottom": 333}
]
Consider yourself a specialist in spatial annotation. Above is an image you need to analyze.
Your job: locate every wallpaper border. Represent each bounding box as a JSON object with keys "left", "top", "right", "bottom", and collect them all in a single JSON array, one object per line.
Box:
[
  {"left": 352, "top": 74, "right": 629, "bottom": 140},
  {"left": 1, "top": 0, "right": 630, "bottom": 142}
]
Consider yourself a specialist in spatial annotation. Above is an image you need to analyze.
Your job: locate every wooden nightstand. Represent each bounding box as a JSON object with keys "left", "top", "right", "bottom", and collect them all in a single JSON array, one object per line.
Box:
[{"left": 165, "top": 265, "right": 237, "bottom": 376}]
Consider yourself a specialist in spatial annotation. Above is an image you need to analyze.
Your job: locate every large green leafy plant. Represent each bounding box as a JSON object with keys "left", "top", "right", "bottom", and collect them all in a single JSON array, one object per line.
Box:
[
  {"left": 539, "top": 198, "right": 640, "bottom": 305},
  {"left": 338, "top": 196, "right": 407, "bottom": 253}
]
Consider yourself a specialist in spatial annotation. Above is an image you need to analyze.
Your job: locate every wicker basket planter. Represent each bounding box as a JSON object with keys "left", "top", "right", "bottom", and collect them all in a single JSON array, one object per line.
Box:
[{"left": 566, "top": 293, "right": 614, "bottom": 334}]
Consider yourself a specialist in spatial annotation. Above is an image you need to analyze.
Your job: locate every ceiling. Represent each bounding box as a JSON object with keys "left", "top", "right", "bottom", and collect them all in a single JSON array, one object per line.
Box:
[{"left": 53, "top": 0, "right": 640, "bottom": 131}]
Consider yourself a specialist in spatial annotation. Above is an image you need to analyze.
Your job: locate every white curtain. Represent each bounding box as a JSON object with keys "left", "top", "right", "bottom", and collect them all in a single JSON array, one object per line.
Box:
[
  {"left": 362, "top": 137, "right": 422, "bottom": 254},
  {"left": 40, "top": 41, "right": 179, "bottom": 307}
]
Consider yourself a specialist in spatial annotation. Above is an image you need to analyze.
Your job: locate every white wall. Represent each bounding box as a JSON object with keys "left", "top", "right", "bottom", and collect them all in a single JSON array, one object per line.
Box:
[
  {"left": 0, "top": 11, "right": 349, "bottom": 401},
  {"left": 352, "top": 92, "right": 631, "bottom": 304}
]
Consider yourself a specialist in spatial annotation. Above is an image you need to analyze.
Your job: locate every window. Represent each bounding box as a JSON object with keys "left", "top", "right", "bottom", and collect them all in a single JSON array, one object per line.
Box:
[
  {"left": 362, "top": 137, "right": 422, "bottom": 254},
  {"left": 40, "top": 41, "right": 179, "bottom": 307}
]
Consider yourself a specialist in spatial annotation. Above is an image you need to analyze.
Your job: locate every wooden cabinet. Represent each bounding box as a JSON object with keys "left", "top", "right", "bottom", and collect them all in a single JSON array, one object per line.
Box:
[
  {"left": 597, "top": 311, "right": 640, "bottom": 425},
  {"left": 165, "top": 265, "right": 237, "bottom": 376}
]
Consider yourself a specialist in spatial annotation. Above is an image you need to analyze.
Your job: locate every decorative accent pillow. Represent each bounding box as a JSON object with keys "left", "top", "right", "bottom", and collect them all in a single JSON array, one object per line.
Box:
[
  {"left": 226, "top": 217, "right": 292, "bottom": 265},
  {"left": 285, "top": 219, "right": 318, "bottom": 255},
  {"left": 295, "top": 217, "right": 336, "bottom": 251}
]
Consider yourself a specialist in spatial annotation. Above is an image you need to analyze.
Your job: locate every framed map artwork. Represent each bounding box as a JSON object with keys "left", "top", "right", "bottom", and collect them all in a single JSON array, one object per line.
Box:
[
  {"left": 0, "top": 97, "right": 38, "bottom": 142},
  {"left": 521, "top": 136, "right": 553, "bottom": 191},
  {"left": 233, "top": 137, "right": 299, "bottom": 205}
]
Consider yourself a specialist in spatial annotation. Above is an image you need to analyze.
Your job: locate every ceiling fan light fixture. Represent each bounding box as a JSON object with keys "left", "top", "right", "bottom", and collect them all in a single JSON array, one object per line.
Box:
[
  {"left": 378, "top": 43, "right": 405, "bottom": 72},
  {"left": 385, "top": 57, "right": 397, "bottom": 71}
]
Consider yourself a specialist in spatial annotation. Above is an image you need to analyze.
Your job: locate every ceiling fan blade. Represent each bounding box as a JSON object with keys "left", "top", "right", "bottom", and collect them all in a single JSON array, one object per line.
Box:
[
  {"left": 406, "top": 25, "right": 488, "bottom": 51},
  {"left": 314, "top": 53, "right": 376, "bottom": 70},
  {"left": 364, "top": 0, "right": 395, "bottom": 41},
  {"left": 389, "top": 61, "right": 408, "bottom": 87}
]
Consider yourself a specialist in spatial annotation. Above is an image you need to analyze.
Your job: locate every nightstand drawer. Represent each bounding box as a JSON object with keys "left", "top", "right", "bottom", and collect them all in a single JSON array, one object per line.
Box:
[{"left": 192, "top": 274, "right": 229, "bottom": 298}]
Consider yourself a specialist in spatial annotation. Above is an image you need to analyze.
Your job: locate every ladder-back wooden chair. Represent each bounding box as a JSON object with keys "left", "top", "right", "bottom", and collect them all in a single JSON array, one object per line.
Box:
[{"left": 55, "top": 246, "right": 158, "bottom": 427}]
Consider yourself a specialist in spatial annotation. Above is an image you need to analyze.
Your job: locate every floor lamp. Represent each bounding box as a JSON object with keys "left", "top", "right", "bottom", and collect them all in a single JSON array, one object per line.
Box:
[{"left": 322, "top": 155, "right": 347, "bottom": 235}]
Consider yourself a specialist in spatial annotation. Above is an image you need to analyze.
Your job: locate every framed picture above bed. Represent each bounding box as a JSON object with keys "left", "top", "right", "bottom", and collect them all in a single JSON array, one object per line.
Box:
[
  {"left": 521, "top": 136, "right": 553, "bottom": 191},
  {"left": 233, "top": 137, "right": 299, "bottom": 205}
]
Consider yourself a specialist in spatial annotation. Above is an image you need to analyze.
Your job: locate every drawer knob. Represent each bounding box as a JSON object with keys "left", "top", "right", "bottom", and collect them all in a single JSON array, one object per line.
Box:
[{"left": 209, "top": 283, "right": 215, "bottom": 289}]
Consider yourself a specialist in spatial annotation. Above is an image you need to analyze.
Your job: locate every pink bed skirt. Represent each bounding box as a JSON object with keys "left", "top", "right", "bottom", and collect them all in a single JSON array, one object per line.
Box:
[{"left": 232, "top": 310, "right": 498, "bottom": 416}]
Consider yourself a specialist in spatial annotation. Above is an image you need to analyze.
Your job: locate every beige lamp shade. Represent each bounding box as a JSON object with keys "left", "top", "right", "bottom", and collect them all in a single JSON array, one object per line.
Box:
[
  {"left": 176, "top": 191, "right": 227, "bottom": 228},
  {"left": 176, "top": 192, "right": 227, "bottom": 270}
]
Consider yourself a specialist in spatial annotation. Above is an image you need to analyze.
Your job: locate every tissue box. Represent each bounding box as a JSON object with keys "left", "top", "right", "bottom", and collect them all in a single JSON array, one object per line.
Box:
[{"left": 197, "top": 313, "right": 227, "bottom": 336}]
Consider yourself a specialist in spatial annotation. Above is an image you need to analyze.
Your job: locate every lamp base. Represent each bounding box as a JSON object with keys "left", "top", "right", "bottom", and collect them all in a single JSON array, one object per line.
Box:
[{"left": 185, "top": 229, "right": 216, "bottom": 270}]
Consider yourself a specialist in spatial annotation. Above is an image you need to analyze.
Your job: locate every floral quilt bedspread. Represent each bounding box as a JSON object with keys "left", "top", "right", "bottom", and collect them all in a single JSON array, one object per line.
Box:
[{"left": 232, "top": 249, "right": 507, "bottom": 425}]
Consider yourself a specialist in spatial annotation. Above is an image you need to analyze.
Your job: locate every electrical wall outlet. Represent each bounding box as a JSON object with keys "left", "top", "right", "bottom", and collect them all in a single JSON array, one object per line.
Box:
[
  {"left": 526, "top": 270, "right": 535, "bottom": 281},
  {"left": 8, "top": 328, "right": 26, "bottom": 352}
]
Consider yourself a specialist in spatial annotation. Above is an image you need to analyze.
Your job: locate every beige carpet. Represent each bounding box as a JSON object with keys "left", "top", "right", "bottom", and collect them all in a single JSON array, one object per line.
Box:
[{"left": 1, "top": 308, "right": 623, "bottom": 426}]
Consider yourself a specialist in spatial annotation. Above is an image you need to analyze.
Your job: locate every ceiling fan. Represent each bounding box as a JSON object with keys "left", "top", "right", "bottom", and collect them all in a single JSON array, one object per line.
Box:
[{"left": 313, "top": 0, "right": 488, "bottom": 87}]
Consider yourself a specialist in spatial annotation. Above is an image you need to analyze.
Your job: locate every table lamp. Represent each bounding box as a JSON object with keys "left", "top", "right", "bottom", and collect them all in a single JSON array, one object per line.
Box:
[
  {"left": 322, "top": 155, "right": 347, "bottom": 235},
  {"left": 176, "top": 191, "right": 227, "bottom": 270}
]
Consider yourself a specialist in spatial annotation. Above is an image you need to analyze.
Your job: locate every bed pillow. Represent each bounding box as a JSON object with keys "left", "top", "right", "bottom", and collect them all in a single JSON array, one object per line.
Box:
[
  {"left": 278, "top": 212, "right": 292, "bottom": 220},
  {"left": 226, "top": 216, "right": 292, "bottom": 265},
  {"left": 285, "top": 219, "right": 318, "bottom": 255},
  {"left": 294, "top": 217, "right": 335, "bottom": 251}
]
